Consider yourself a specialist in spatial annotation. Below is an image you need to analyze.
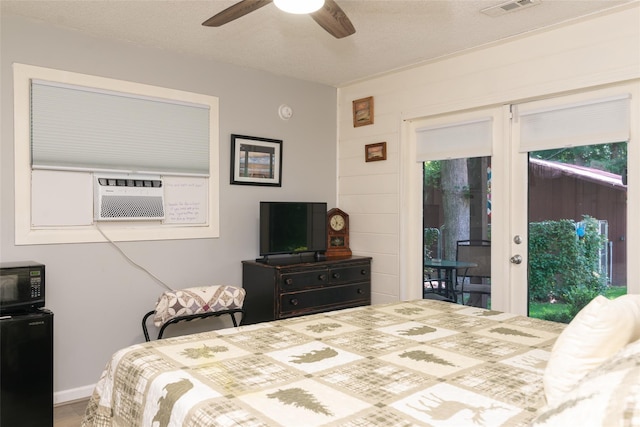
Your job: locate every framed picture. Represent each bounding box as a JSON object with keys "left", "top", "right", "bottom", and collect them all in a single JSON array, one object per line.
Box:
[
  {"left": 352, "top": 96, "right": 374, "bottom": 127},
  {"left": 365, "top": 142, "right": 387, "bottom": 162},
  {"left": 231, "top": 134, "right": 282, "bottom": 186}
]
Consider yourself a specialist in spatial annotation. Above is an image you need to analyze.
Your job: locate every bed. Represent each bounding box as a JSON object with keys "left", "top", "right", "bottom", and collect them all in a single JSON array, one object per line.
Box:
[{"left": 81, "top": 297, "right": 640, "bottom": 427}]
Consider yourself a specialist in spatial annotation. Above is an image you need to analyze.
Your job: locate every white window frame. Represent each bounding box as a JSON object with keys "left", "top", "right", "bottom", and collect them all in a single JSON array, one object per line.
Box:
[{"left": 13, "top": 63, "right": 220, "bottom": 244}]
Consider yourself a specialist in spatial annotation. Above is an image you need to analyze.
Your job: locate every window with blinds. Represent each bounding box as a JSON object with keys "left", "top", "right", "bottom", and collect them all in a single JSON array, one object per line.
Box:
[
  {"left": 516, "top": 94, "right": 630, "bottom": 152},
  {"left": 13, "top": 63, "right": 220, "bottom": 244},
  {"left": 31, "top": 80, "right": 210, "bottom": 176}
]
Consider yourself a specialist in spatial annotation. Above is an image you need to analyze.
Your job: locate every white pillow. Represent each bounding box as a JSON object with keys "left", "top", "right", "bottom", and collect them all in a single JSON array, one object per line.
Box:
[
  {"left": 543, "top": 294, "right": 640, "bottom": 405},
  {"left": 533, "top": 338, "right": 640, "bottom": 427}
]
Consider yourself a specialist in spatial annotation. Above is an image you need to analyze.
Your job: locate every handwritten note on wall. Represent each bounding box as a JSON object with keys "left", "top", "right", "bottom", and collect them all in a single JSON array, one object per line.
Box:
[{"left": 163, "top": 177, "right": 208, "bottom": 224}]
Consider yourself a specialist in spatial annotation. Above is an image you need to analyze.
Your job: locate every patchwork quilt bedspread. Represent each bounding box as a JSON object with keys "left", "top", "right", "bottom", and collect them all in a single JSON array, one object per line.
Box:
[{"left": 82, "top": 299, "right": 565, "bottom": 426}]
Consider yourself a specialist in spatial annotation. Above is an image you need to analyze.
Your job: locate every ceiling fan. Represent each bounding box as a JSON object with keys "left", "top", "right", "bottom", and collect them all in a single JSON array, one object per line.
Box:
[{"left": 202, "top": 0, "right": 356, "bottom": 39}]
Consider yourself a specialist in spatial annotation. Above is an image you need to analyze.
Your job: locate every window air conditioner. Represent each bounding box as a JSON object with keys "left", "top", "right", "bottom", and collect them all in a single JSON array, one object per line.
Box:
[{"left": 94, "top": 174, "right": 165, "bottom": 221}]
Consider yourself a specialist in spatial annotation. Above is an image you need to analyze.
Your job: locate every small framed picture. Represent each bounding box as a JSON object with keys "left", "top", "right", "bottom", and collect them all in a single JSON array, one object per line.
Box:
[
  {"left": 231, "top": 134, "right": 282, "bottom": 186},
  {"left": 365, "top": 142, "right": 387, "bottom": 162},
  {"left": 352, "top": 96, "right": 374, "bottom": 127}
]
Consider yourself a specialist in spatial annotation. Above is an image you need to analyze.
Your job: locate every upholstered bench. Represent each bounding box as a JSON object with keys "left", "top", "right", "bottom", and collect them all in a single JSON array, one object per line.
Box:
[{"left": 142, "top": 285, "right": 245, "bottom": 341}]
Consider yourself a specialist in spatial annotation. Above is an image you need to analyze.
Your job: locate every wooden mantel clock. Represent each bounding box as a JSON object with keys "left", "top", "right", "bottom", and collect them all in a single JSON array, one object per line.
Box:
[{"left": 326, "top": 208, "right": 352, "bottom": 259}]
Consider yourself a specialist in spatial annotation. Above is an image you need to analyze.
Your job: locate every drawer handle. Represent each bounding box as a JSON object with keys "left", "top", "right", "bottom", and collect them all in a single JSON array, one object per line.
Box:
[
  {"left": 360, "top": 269, "right": 367, "bottom": 275},
  {"left": 285, "top": 278, "right": 293, "bottom": 285},
  {"left": 332, "top": 272, "right": 341, "bottom": 279},
  {"left": 357, "top": 288, "right": 364, "bottom": 294},
  {"left": 290, "top": 298, "right": 299, "bottom": 306},
  {"left": 318, "top": 274, "right": 327, "bottom": 281}
]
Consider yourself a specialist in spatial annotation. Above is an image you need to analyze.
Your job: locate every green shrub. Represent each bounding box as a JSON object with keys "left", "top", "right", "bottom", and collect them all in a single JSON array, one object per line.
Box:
[
  {"left": 562, "top": 285, "right": 602, "bottom": 318},
  {"left": 529, "top": 215, "right": 606, "bottom": 304},
  {"left": 423, "top": 228, "right": 440, "bottom": 259},
  {"left": 539, "top": 310, "right": 574, "bottom": 324},
  {"left": 530, "top": 285, "right": 626, "bottom": 324}
]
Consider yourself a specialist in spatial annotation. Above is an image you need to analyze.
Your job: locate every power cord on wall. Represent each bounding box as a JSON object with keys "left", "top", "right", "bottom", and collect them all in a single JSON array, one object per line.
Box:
[{"left": 95, "top": 223, "right": 174, "bottom": 291}]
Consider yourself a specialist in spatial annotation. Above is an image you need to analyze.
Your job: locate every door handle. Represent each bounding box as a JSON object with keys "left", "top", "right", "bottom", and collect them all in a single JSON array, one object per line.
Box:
[{"left": 510, "top": 255, "right": 523, "bottom": 264}]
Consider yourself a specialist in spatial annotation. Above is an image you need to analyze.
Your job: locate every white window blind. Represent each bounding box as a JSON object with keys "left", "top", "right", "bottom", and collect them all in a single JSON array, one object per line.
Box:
[
  {"left": 517, "top": 94, "right": 630, "bottom": 153},
  {"left": 31, "top": 80, "right": 210, "bottom": 175},
  {"left": 416, "top": 117, "right": 493, "bottom": 161}
]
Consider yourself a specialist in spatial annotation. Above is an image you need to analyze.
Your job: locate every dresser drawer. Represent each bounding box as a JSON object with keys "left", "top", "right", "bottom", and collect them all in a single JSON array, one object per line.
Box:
[
  {"left": 279, "top": 268, "right": 329, "bottom": 290},
  {"left": 329, "top": 263, "right": 370, "bottom": 284},
  {"left": 279, "top": 283, "right": 370, "bottom": 316}
]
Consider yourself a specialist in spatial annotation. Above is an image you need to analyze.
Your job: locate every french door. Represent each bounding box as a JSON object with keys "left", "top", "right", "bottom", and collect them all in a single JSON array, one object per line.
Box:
[
  {"left": 509, "top": 84, "right": 636, "bottom": 318},
  {"left": 409, "top": 81, "right": 639, "bottom": 317},
  {"left": 415, "top": 108, "right": 503, "bottom": 307}
]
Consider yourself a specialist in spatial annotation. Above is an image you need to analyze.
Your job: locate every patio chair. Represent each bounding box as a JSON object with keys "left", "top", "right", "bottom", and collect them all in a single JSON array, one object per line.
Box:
[{"left": 456, "top": 240, "right": 491, "bottom": 308}]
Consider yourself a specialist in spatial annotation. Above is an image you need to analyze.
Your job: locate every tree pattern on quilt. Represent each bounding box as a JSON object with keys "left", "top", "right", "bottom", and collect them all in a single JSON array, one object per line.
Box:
[
  {"left": 399, "top": 350, "right": 456, "bottom": 367},
  {"left": 180, "top": 344, "right": 228, "bottom": 359},
  {"left": 394, "top": 307, "right": 425, "bottom": 316},
  {"left": 530, "top": 393, "right": 596, "bottom": 424},
  {"left": 267, "top": 388, "right": 333, "bottom": 416},
  {"left": 290, "top": 347, "right": 338, "bottom": 364},
  {"left": 477, "top": 310, "right": 502, "bottom": 317},
  {"left": 399, "top": 325, "right": 437, "bottom": 336},
  {"left": 153, "top": 379, "right": 194, "bottom": 427},
  {"left": 306, "top": 323, "right": 343, "bottom": 334},
  {"left": 490, "top": 327, "right": 540, "bottom": 338}
]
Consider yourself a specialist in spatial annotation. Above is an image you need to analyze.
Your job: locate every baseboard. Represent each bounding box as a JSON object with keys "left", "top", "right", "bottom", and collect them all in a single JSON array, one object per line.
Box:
[{"left": 54, "top": 384, "right": 94, "bottom": 405}]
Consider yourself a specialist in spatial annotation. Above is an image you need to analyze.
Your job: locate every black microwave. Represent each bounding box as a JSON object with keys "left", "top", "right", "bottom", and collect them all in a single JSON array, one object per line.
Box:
[{"left": 0, "top": 262, "right": 45, "bottom": 314}]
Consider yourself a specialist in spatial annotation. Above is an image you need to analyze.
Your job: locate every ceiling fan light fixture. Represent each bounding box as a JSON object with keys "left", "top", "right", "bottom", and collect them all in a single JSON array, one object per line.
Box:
[{"left": 274, "top": 0, "right": 324, "bottom": 14}]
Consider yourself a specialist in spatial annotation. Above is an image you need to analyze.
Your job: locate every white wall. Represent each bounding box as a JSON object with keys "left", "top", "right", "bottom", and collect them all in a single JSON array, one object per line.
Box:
[
  {"left": 337, "top": 4, "right": 640, "bottom": 306},
  {"left": 0, "top": 13, "right": 338, "bottom": 402}
]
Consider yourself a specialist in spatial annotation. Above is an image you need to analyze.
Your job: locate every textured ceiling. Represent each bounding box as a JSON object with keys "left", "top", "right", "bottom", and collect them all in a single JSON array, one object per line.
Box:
[{"left": 2, "top": 0, "right": 636, "bottom": 86}]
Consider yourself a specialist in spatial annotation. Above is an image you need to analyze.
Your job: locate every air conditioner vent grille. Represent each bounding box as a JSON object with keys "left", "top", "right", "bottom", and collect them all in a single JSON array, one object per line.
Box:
[
  {"left": 481, "top": 0, "right": 540, "bottom": 17},
  {"left": 94, "top": 174, "right": 165, "bottom": 221},
  {"left": 98, "top": 178, "right": 162, "bottom": 188},
  {"left": 100, "top": 195, "right": 164, "bottom": 219}
]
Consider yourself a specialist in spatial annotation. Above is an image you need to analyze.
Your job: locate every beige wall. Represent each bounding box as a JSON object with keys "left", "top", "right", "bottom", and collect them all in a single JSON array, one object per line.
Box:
[
  {"left": 1, "top": 13, "right": 338, "bottom": 402},
  {"left": 338, "top": 4, "right": 640, "bottom": 307}
]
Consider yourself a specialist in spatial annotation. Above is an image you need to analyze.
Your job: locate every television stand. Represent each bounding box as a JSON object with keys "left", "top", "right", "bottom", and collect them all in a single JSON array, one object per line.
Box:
[{"left": 241, "top": 255, "right": 372, "bottom": 324}]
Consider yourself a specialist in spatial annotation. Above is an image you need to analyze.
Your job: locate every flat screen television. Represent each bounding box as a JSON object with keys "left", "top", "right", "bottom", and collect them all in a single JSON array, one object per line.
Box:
[{"left": 259, "top": 201, "right": 327, "bottom": 258}]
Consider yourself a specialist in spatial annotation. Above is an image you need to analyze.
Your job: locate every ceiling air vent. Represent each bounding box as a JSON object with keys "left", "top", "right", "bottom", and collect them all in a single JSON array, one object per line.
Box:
[{"left": 481, "top": 0, "right": 540, "bottom": 17}]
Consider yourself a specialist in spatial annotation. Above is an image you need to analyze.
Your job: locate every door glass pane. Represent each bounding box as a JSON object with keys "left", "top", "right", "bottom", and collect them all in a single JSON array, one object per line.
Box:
[
  {"left": 528, "top": 142, "right": 627, "bottom": 322},
  {"left": 423, "top": 157, "right": 492, "bottom": 307}
]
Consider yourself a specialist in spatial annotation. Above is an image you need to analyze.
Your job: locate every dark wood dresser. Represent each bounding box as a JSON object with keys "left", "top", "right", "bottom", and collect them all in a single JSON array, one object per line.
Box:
[{"left": 241, "top": 256, "right": 372, "bottom": 324}]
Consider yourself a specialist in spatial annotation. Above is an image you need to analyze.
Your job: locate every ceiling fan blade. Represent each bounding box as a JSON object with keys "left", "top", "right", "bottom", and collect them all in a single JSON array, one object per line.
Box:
[
  {"left": 202, "top": 0, "right": 273, "bottom": 27},
  {"left": 310, "top": 0, "right": 355, "bottom": 39}
]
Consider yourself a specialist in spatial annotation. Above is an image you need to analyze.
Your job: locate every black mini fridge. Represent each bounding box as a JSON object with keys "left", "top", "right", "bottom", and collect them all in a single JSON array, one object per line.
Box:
[{"left": 0, "top": 309, "right": 53, "bottom": 427}]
